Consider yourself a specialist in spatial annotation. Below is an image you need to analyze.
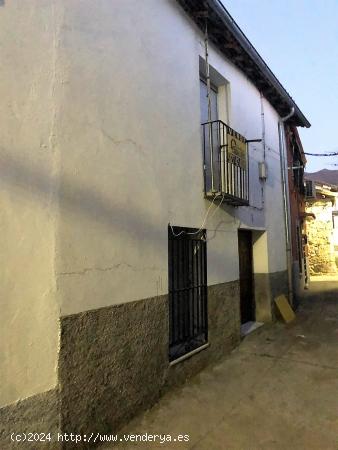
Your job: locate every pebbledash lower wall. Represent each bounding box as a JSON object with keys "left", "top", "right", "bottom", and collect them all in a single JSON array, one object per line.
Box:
[
  {"left": 58, "top": 280, "right": 241, "bottom": 448},
  {"left": 0, "top": 390, "right": 60, "bottom": 450},
  {"left": 0, "top": 273, "right": 288, "bottom": 449}
]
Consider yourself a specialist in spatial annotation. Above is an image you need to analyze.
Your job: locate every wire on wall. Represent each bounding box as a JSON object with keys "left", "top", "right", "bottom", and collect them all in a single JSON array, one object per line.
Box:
[{"left": 169, "top": 193, "right": 225, "bottom": 238}]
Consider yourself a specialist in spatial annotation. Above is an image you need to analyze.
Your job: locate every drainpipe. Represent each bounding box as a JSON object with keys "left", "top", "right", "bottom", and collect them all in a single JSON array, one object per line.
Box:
[{"left": 278, "top": 107, "right": 295, "bottom": 307}]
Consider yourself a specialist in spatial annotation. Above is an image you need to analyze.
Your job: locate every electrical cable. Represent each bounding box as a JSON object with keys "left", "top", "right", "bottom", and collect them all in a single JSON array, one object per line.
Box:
[
  {"left": 304, "top": 151, "right": 338, "bottom": 156},
  {"left": 169, "top": 193, "right": 224, "bottom": 237}
]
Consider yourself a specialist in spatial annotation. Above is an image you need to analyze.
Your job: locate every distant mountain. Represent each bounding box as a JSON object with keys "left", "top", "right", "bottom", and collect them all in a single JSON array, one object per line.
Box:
[{"left": 305, "top": 169, "right": 338, "bottom": 186}]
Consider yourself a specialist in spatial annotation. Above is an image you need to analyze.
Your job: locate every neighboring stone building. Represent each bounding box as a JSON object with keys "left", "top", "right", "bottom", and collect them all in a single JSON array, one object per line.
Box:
[
  {"left": 0, "top": 0, "right": 310, "bottom": 446},
  {"left": 305, "top": 180, "right": 338, "bottom": 275}
]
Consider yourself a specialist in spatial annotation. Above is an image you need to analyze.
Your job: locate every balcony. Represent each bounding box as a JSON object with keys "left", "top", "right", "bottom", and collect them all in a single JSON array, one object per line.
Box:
[{"left": 201, "top": 120, "right": 249, "bottom": 206}]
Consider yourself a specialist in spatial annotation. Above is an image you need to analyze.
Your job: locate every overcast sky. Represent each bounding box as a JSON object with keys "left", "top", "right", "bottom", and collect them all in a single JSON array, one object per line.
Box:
[{"left": 221, "top": 0, "right": 338, "bottom": 173}]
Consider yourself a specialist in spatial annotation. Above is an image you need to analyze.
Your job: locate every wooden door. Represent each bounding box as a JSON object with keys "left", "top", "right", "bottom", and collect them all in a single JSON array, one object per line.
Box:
[{"left": 238, "top": 230, "right": 255, "bottom": 324}]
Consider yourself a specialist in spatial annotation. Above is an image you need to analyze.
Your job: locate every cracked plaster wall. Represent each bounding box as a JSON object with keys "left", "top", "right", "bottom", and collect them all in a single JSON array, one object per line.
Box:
[
  {"left": 0, "top": 1, "right": 62, "bottom": 407},
  {"left": 55, "top": 0, "right": 286, "bottom": 317}
]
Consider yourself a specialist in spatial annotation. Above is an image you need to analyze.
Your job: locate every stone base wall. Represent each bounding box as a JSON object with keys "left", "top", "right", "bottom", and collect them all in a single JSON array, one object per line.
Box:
[
  {"left": 59, "top": 294, "right": 169, "bottom": 445},
  {"left": 0, "top": 389, "right": 60, "bottom": 450},
  {"left": 166, "top": 281, "right": 240, "bottom": 390},
  {"left": 58, "top": 280, "right": 240, "bottom": 448}
]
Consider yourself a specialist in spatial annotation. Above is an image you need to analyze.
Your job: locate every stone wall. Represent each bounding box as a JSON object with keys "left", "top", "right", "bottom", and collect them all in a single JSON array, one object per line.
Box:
[
  {"left": 0, "top": 389, "right": 60, "bottom": 450},
  {"left": 58, "top": 281, "right": 240, "bottom": 449},
  {"left": 306, "top": 200, "right": 337, "bottom": 275}
]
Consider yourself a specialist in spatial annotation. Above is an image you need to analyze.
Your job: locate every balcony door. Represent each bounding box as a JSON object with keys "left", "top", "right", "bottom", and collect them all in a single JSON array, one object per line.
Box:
[
  {"left": 200, "top": 78, "right": 218, "bottom": 123},
  {"left": 200, "top": 79, "right": 220, "bottom": 193}
]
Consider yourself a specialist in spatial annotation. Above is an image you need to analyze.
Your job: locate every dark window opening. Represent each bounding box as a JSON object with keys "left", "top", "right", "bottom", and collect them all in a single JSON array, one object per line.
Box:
[
  {"left": 292, "top": 141, "right": 304, "bottom": 193},
  {"left": 296, "top": 225, "right": 303, "bottom": 274},
  {"left": 332, "top": 211, "right": 338, "bottom": 229},
  {"left": 168, "top": 226, "right": 208, "bottom": 362}
]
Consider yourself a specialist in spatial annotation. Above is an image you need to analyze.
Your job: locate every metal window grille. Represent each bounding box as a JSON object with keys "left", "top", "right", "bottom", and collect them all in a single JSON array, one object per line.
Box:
[
  {"left": 304, "top": 180, "right": 316, "bottom": 198},
  {"left": 168, "top": 226, "right": 208, "bottom": 361}
]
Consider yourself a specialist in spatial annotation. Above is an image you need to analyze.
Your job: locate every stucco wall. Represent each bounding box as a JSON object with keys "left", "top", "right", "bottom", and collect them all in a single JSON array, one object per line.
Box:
[
  {"left": 0, "top": 1, "right": 60, "bottom": 407},
  {"left": 54, "top": 0, "right": 286, "bottom": 317}
]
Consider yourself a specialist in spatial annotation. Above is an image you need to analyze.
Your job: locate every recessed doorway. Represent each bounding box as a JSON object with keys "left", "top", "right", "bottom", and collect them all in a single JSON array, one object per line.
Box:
[{"left": 238, "top": 229, "right": 255, "bottom": 324}]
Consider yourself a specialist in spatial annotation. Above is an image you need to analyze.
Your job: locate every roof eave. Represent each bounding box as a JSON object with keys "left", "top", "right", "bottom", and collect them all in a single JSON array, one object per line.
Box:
[{"left": 176, "top": 0, "right": 311, "bottom": 128}]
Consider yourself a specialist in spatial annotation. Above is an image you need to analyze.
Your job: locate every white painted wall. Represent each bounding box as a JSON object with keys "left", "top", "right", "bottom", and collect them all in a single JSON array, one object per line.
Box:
[
  {"left": 0, "top": 1, "right": 61, "bottom": 407},
  {"left": 55, "top": 0, "right": 286, "bottom": 316}
]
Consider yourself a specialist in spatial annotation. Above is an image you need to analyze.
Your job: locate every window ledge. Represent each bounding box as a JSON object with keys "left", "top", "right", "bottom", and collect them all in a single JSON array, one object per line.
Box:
[{"left": 169, "top": 343, "right": 209, "bottom": 367}]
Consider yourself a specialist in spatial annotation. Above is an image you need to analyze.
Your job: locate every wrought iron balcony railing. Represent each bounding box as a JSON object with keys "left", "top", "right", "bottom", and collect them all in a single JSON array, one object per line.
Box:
[{"left": 201, "top": 120, "right": 249, "bottom": 206}]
